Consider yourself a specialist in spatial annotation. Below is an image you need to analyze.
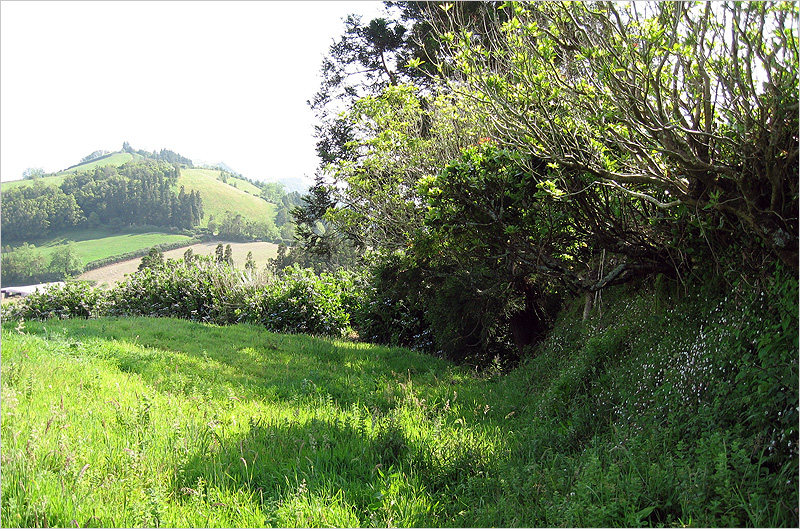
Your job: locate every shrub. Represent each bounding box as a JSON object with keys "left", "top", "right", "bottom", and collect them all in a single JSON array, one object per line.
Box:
[
  {"left": 250, "top": 266, "right": 356, "bottom": 336},
  {"left": 1, "top": 282, "right": 102, "bottom": 321}
]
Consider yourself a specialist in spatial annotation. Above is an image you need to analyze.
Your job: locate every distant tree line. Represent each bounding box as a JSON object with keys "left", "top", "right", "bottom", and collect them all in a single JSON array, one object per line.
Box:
[
  {"left": 79, "top": 150, "right": 110, "bottom": 164},
  {"left": 2, "top": 160, "right": 203, "bottom": 241},
  {"left": 122, "top": 141, "right": 193, "bottom": 166},
  {"left": 0, "top": 242, "right": 82, "bottom": 288}
]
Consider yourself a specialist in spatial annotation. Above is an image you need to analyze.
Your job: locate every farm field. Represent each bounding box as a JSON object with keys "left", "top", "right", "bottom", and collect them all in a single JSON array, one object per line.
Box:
[
  {"left": 0, "top": 174, "right": 67, "bottom": 190},
  {"left": 56, "top": 151, "right": 136, "bottom": 175},
  {"left": 178, "top": 168, "right": 275, "bottom": 227},
  {"left": 3, "top": 229, "right": 194, "bottom": 265},
  {"left": 79, "top": 241, "right": 280, "bottom": 287}
]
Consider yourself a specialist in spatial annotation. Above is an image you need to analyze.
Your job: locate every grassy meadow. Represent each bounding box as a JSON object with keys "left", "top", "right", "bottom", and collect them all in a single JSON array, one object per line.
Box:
[
  {"left": 0, "top": 174, "right": 67, "bottom": 191},
  {"left": 1, "top": 317, "right": 508, "bottom": 527},
  {"left": 56, "top": 152, "right": 137, "bottom": 175},
  {"left": 2, "top": 276, "right": 796, "bottom": 527},
  {"left": 3, "top": 229, "right": 194, "bottom": 266},
  {"left": 178, "top": 168, "right": 276, "bottom": 227}
]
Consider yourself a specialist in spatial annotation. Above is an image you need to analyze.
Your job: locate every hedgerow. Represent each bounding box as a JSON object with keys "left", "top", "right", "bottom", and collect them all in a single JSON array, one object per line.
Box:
[{"left": 1, "top": 257, "right": 361, "bottom": 338}]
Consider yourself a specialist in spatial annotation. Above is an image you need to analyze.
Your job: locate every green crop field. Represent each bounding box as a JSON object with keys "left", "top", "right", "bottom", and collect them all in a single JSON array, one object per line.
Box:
[
  {"left": 178, "top": 168, "right": 276, "bottom": 226},
  {"left": 56, "top": 152, "right": 136, "bottom": 175},
  {"left": 4, "top": 229, "right": 193, "bottom": 265},
  {"left": 1, "top": 174, "right": 67, "bottom": 191}
]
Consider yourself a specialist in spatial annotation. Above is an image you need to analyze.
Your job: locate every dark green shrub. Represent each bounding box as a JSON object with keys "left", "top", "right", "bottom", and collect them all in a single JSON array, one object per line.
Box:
[
  {"left": 351, "top": 252, "right": 432, "bottom": 351},
  {"left": 2, "top": 282, "right": 102, "bottom": 320},
  {"left": 105, "top": 257, "right": 221, "bottom": 321},
  {"left": 256, "top": 266, "right": 354, "bottom": 336}
]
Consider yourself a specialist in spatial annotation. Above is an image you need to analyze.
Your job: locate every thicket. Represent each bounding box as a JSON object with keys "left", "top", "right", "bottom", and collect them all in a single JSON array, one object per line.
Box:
[
  {"left": 2, "top": 257, "right": 361, "bottom": 338},
  {"left": 293, "top": 0, "right": 798, "bottom": 367}
]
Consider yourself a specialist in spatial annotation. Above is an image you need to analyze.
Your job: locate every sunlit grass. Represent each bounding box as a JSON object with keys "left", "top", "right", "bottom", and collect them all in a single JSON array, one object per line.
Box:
[
  {"left": 178, "top": 168, "right": 276, "bottom": 227},
  {"left": 1, "top": 317, "right": 512, "bottom": 527},
  {"left": 2, "top": 273, "right": 796, "bottom": 527},
  {"left": 2, "top": 229, "right": 193, "bottom": 265}
]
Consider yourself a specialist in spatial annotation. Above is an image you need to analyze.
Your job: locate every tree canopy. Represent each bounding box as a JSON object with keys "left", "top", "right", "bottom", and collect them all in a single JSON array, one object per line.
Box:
[{"left": 295, "top": 0, "right": 797, "bottom": 363}]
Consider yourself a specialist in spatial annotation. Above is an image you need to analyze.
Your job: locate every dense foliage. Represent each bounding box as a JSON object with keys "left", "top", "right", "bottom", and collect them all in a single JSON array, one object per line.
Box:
[
  {"left": 3, "top": 257, "right": 360, "bottom": 339},
  {"left": 293, "top": 0, "right": 798, "bottom": 366}
]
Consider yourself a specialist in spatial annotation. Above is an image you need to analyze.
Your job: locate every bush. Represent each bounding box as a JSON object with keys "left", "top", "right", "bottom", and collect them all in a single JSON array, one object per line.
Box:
[
  {"left": 3, "top": 257, "right": 363, "bottom": 339},
  {"left": 247, "top": 266, "right": 357, "bottom": 336},
  {"left": 2, "top": 282, "right": 102, "bottom": 321},
  {"left": 104, "top": 257, "right": 222, "bottom": 321}
]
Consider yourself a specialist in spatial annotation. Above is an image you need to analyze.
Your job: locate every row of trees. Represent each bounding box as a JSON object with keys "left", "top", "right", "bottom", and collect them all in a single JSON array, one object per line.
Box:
[
  {"left": 121, "top": 142, "right": 193, "bottom": 166},
  {"left": 2, "top": 160, "right": 204, "bottom": 241},
  {"left": 292, "top": 1, "right": 797, "bottom": 363}
]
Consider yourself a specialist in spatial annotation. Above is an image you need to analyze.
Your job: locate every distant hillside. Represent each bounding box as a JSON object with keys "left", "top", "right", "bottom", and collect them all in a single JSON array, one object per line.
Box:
[
  {"left": 3, "top": 145, "right": 293, "bottom": 243},
  {"left": 56, "top": 151, "right": 138, "bottom": 175},
  {"left": 1, "top": 173, "right": 67, "bottom": 191},
  {"left": 178, "top": 167, "right": 277, "bottom": 229}
]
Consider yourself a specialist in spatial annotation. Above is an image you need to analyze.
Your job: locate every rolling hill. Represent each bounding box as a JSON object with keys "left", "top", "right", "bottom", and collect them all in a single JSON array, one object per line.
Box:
[
  {"left": 1, "top": 145, "right": 288, "bottom": 287},
  {"left": 2, "top": 150, "right": 278, "bottom": 231},
  {"left": 177, "top": 168, "right": 276, "bottom": 228}
]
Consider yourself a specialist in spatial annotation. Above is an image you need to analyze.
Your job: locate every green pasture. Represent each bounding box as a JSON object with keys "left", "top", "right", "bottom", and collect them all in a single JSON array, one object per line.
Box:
[
  {"left": 178, "top": 168, "right": 276, "bottom": 226},
  {"left": 1, "top": 317, "right": 504, "bottom": 527},
  {"left": 56, "top": 152, "right": 136, "bottom": 175},
  {"left": 3, "top": 229, "right": 193, "bottom": 265},
  {"left": 1, "top": 174, "right": 66, "bottom": 191}
]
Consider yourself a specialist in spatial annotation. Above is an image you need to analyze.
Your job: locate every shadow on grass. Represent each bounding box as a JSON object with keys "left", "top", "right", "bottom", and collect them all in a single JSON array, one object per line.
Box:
[{"left": 175, "top": 410, "right": 452, "bottom": 527}]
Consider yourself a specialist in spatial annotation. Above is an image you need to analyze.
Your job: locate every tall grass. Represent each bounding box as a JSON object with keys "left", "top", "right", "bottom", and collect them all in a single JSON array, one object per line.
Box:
[{"left": 1, "top": 317, "right": 512, "bottom": 527}]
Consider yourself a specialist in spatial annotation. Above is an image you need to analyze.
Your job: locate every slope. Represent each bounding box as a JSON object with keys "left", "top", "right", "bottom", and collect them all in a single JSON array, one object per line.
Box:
[
  {"left": 57, "top": 151, "right": 138, "bottom": 175},
  {"left": 178, "top": 167, "right": 276, "bottom": 228},
  {"left": 2, "top": 270, "right": 796, "bottom": 527}
]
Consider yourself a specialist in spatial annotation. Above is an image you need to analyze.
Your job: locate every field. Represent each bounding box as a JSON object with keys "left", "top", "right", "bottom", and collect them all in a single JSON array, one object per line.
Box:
[
  {"left": 78, "top": 241, "right": 279, "bottom": 287},
  {"left": 3, "top": 229, "right": 194, "bottom": 265},
  {"left": 56, "top": 152, "right": 136, "bottom": 175},
  {"left": 178, "top": 168, "right": 276, "bottom": 227},
  {"left": 0, "top": 174, "right": 67, "bottom": 191},
  {"left": 1, "top": 316, "right": 503, "bottom": 527}
]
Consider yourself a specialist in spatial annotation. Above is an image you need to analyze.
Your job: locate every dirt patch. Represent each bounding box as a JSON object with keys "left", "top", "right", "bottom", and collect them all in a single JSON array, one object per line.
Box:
[{"left": 78, "top": 241, "right": 279, "bottom": 288}]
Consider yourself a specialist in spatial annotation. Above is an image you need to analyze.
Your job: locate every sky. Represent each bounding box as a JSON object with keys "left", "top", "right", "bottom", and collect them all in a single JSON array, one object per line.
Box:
[{"left": 1, "top": 0, "right": 386, "bottom": 188}]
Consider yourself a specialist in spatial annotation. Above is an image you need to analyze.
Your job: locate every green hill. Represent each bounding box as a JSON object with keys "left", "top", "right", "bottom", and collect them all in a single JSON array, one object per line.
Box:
[
  {"left": 1, "top": 146, "right": 283, "bottom": 286},
  {"left": 56, "top": 151, "right": 138, "bottom": 175},
  {"left": 178, "top": 168, "right": 276, "bottom": 228},
  {"left": 2, "top": 150, "right": 279, "bottom": 235}
]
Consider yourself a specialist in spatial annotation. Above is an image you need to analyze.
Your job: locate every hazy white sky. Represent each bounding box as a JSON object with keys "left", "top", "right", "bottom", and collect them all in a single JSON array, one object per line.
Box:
[{"left": 1, "top": 0, "right": 386, "bottom": 186}]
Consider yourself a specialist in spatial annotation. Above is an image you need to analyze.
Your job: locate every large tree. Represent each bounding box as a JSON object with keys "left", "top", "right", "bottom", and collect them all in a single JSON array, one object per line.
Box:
[{"left": 436, "top": 0, "right": 798, "bottom": 271}]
